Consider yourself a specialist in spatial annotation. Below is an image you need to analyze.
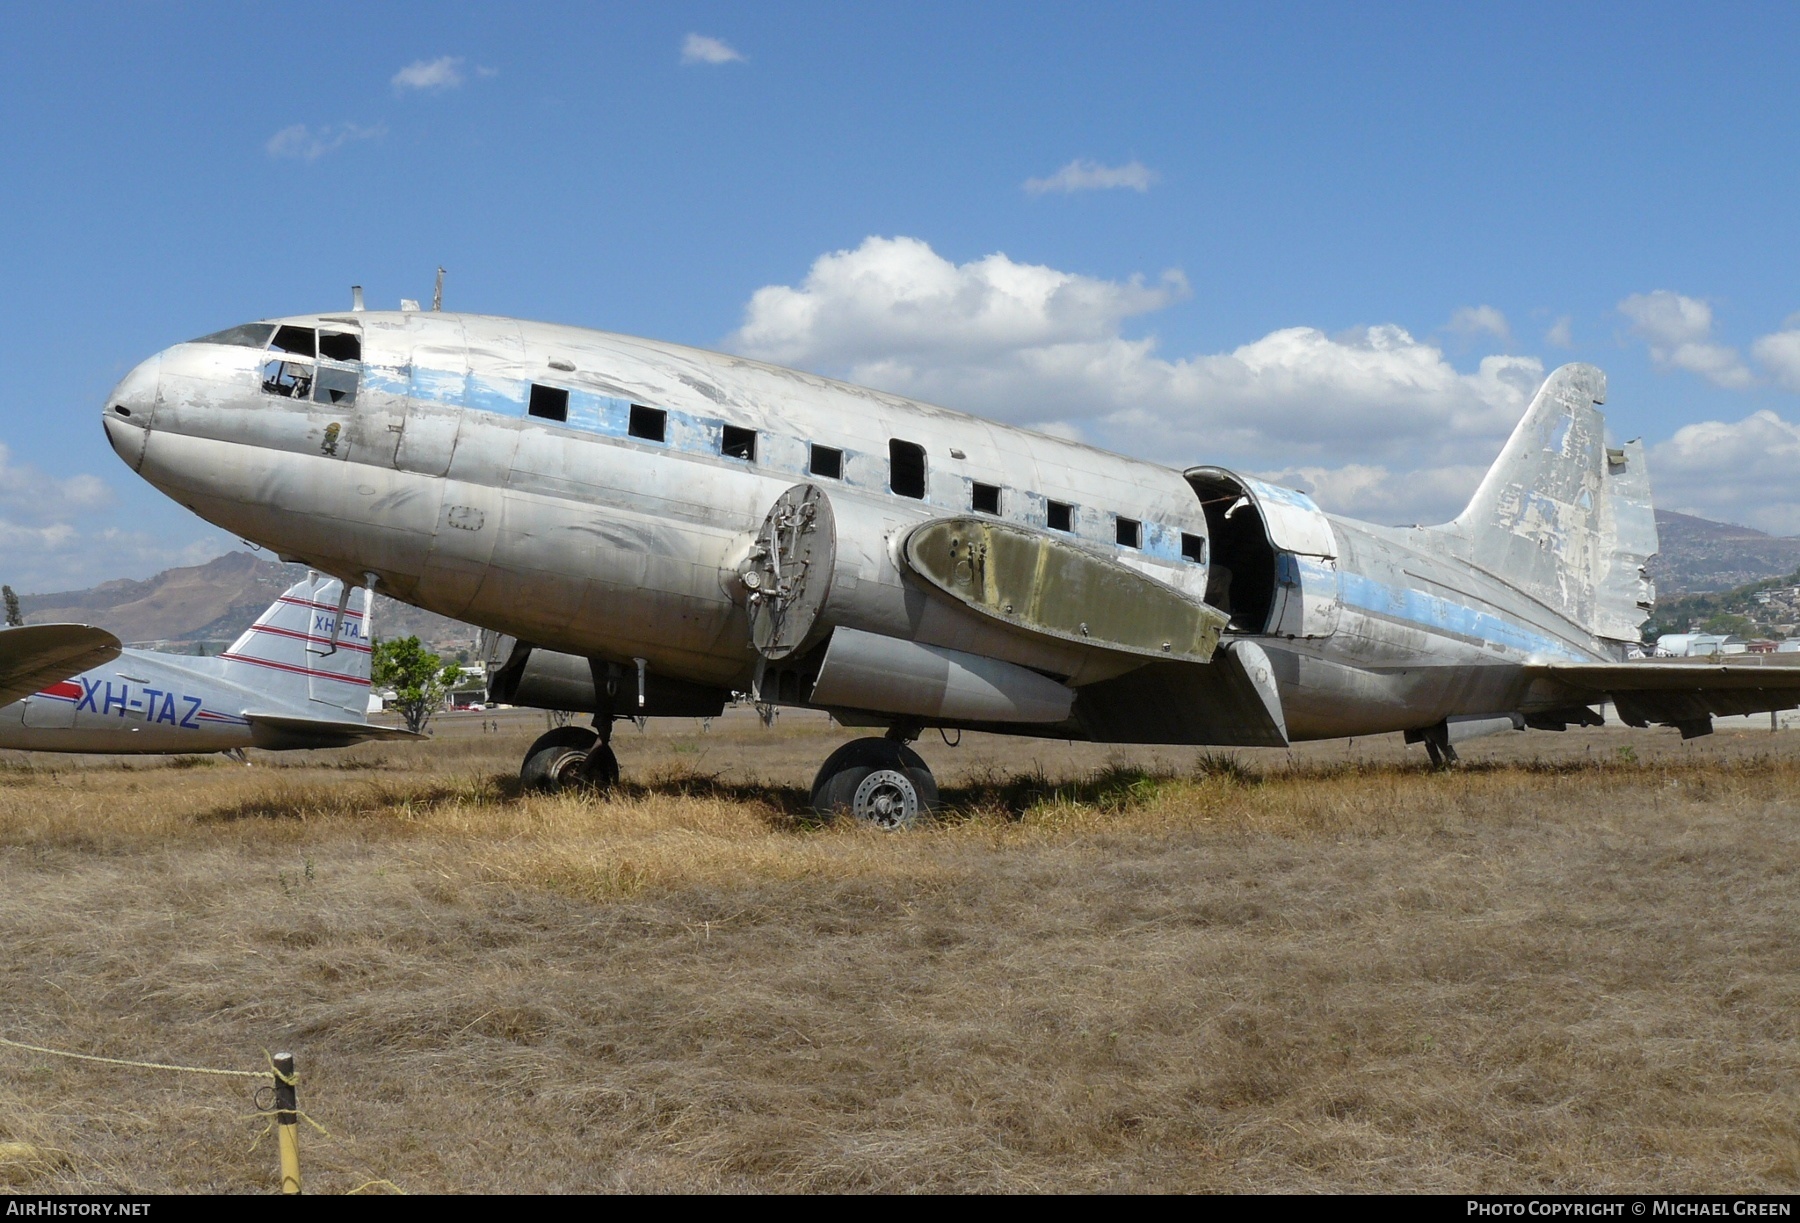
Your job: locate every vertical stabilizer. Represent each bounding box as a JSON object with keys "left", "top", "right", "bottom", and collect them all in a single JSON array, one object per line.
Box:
[
  {"left": 218, "top": 576, "right": 373, "bottom": 716},
  {"left": 1441, "top": 363, "right": 1657, "bottom": 644}
]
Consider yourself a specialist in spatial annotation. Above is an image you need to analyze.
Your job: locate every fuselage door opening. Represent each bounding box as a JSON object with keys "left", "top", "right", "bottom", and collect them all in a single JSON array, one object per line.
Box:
[{"left": 1184, "top": 467, "right": 1340, "bottom": 640}]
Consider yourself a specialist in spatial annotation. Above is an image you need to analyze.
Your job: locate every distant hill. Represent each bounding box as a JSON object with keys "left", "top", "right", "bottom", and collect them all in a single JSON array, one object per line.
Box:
[
  {"left": 17, "top": 552, "right": 484, "bottom": 659},
  {"left": 1649, "top": 511, "right": 1800, "bottom": 595}
]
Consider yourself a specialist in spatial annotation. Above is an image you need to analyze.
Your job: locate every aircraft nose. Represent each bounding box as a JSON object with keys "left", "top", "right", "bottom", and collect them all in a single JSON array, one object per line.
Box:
[{"left": 101, "top": 352, "right": 160, "bottom": 470}]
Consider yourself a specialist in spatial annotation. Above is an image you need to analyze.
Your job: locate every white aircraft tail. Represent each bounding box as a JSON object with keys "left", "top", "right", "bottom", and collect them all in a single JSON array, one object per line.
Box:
[
  {"left": 218, "top": 576, "right": 373, "bottom": 717},
  {"left": 1441, "top": 363, "right": 1658, "bottom": 643}
]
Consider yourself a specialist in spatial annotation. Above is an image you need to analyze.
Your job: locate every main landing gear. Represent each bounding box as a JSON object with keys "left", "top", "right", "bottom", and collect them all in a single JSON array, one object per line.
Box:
[
  {"left": 809, "top": 735, "right": 940, "bottom": 829},
  {"left": 521, "top": 720, "right": 620, "bottom": 792}
]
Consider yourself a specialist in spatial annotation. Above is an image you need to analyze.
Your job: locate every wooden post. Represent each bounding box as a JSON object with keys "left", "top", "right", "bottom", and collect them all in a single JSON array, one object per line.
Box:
[{"left": 273, "top": 1052, "right": 301, "bottom": 1195}]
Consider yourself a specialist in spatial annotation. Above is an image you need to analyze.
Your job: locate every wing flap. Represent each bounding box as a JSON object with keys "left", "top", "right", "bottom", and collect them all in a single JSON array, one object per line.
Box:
[
  {"left": 0, "top": 624, "right": 123, "bottom": 708},
  {"left": 903, "top": 517, "right": 1229, "bottom": 663}
]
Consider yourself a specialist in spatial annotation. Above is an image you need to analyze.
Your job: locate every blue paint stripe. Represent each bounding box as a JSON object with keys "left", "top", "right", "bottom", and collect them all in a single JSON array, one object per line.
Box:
[
  {"left": 382, "top": 361, "right": 1197, "bottom": 568},
  {"left": 1336, "top": 570, "right": 1586, "bottom": 659}
]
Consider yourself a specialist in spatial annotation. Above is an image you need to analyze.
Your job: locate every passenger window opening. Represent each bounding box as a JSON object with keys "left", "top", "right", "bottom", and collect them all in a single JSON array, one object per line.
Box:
[
  {"left": 629, "top": 405, "right": 667, "bottom": 443},
  {"left": 1188, "top": 472, "right": 1276, "bottom": 632},
  {"left": 1181, "top": 532, "right": 1207, "bottom": 564},
  {"left": 313, "top": 366, "right": 358, "bottom": 406},
  {"left": 260, "top": 359, "right": 313, "bottom": 399},
  {"left": 1047, "top": 500, "right": 1074, "bottom": 532},
  {"left": 971, "top": 482, "right": 1001, "bottom": 514},
  {"left": 1115, "top": 516, "right": 1141, "bottom": 549},
  {"left": 809, "top": 445, "right": 843, "bottom": 480},
  {"left": 721, "top": 425, "right": 757, "bottom": 461},
  {"left": 191, "top": 323, "right": 275, "bottom": 348},
  {"left": 528, "top": 384, "right": 569, "bottom": 423},
  {"left": 889, "top": 439, "right": 927, "bottom": 499},
  {"left": 318, "top": 332, "right": 361, "bottom": 362},
  {"left": 270, "top": 326, "right": 316, "bottom": 358}
]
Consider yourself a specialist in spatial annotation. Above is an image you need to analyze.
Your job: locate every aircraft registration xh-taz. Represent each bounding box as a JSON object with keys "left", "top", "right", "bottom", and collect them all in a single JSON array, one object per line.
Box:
[
  {"left": 0, "top": 576, "right": 417, "bottom": 753},
  {"left": 96, "top": 298, "right": 1800, "bottom": 824}
]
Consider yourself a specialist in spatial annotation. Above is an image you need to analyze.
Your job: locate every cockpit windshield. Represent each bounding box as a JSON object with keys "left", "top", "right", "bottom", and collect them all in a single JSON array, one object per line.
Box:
[
  {"left": 191, "top": 323, "right": 275, "bottom": 348},
  {"left": 239, "top": 323, "right": 364, "bottom": 406}
]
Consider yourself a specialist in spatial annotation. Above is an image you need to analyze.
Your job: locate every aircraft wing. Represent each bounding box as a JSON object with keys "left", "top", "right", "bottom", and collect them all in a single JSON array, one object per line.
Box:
[
  {"left": 0, "top": 623, "right": 123, "bottom": 708},
  {"left": 241, "top": 711, "right": 426, "bottom": 750},
  {"left": 1526, "top": 656, "right": 1800, "bottom": 731}
]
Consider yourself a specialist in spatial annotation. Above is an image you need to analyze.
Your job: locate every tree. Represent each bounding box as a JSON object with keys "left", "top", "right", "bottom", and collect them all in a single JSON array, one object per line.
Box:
[
  {"left": 2, "top": 586, "right": 20, "bottom": 628},
  {"left": 371, "top": 636, "right": 464, "bottom": 735}
]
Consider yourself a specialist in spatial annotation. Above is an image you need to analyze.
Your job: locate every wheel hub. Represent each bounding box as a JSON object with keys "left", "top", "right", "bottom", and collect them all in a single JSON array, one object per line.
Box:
[{"left": 852, "top": 768, "right": 919, "bottom": 829}]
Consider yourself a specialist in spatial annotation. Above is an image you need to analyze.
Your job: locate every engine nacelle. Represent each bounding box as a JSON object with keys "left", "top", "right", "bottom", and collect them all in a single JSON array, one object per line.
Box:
[
  {"left": 489, "top": 642, "right": 727, "bottom": 718},
  {"left": 806, "top": 627, "right": 1074, "bottom": 724}
]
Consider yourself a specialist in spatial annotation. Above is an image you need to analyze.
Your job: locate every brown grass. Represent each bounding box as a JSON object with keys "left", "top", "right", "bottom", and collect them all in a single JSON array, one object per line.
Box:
[{"left": 1, "top": 710, "right": 1798, "bottom": 1193}]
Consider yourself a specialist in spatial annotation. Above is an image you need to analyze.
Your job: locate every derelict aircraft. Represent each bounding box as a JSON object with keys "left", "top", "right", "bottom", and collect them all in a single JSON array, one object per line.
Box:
[
  {"left": 93, "top": 295, "right": 1800, "bottom": 824},
  {"left": 0, "top": 577, "right": 416, "bottom": 753}
]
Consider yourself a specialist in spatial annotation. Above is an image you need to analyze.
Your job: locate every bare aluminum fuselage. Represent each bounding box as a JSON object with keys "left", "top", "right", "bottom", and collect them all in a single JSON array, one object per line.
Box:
[{"left": 102, "top": 311, "right": 1627, "bottom": 742}]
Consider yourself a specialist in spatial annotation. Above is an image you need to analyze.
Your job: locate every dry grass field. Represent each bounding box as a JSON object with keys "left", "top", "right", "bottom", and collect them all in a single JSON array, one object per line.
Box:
[{"left": 2, "top": 709, "right": 1798, "bottom": 1194}]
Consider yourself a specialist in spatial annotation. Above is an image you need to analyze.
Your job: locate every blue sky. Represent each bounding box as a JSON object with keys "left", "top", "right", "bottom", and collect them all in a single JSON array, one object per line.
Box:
[{"left": 5, "top": 2, "right": 1800, "bottom": 592}]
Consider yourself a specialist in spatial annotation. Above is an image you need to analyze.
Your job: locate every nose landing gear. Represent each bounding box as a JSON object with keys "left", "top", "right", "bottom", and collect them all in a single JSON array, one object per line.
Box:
[
  {"left": 809, "top": 737, "right": 940, "bottom": 829},
  {"left": 521, "top": 720, "right": 619, "bottom": 792}
]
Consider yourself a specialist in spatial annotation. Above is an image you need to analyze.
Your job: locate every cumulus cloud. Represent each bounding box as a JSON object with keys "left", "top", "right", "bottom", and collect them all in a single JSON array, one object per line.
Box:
[
  {"left": 1446, "top": 305, "right": 1511, "bottom": 345},
  {"left": 1751, "top": 326, "right": 1800, "bottom": 392},
  {"left": 1619, "top": 290, "right": 1755, "bottom": 389},
  {"left": 0, "top": 441, "right": 230, "bottom": 594},
  {"left": 0, "top": 442, "right": 113, "bottom": 521},
  {"left": 1544, "top": 316, "right": 1573, "bottom": 348},
  {"left": 1024, "top": 159, "right": 1158, "bottom": 195},
  {"left": 728, "top": 236, "right": 1547, "bottom": 524},
  {"left": 392, "top": 56, "right": 465, "bottom": 92},
  {"left": 682, "top": 34, "right": 745, "bottom": 64},
  {"left": 265, "top": 122, "right": 385, "bottom": 161},
  {"left": 1651, "top": 410, "right": 1800, "bottom": 536}
]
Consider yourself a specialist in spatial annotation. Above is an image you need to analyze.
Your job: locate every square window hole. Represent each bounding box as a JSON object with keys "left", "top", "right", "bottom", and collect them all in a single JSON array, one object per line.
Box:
[
  {"left": 809, "top": 444, "right": 843, "bottom": 479},
  {"left": 1115, "top": 516, "right": 1141, "bottom": 548},
  {"left": 722, "top": 425, "right": 756, "bottom": 461},
  {"left": 1047, "top": 500, "right": 1073, "bottom": 532},
  {"left": 528, "top": 384, "right": 568, "bottom": 422},
  {"left": 1182, "top": 532, "right": 1207, "bottom": 563},
  {"left": 971, "top": 482, "right": 1001, "bottom": 514},
  {"left": 629, "top": 405, "right": 667, "bottom": 442}
]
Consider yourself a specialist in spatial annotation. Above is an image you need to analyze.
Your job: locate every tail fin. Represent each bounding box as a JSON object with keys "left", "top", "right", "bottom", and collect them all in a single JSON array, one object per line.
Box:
[
  {"left": 219, "top": 575, "right": 373, "bottom": 717},
  {"left": 1441, "top": 363, "right": 1658, "bottom": 643}
]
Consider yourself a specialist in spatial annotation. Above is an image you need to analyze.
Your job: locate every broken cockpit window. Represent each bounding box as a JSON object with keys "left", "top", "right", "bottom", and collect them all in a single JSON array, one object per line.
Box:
[
  {"left": 261, "top": 359, "right": 314, "bottom": 399},
  {"left": 270, "top": 326, "right": 316, "bottom": 358},
  {"left": 318, "top": 331, "right": 361, "bottom": 362},
  {"left": 191, "top": 323, "right": 276, "bottom": 348},
  {"left": 313, "top": 365, "right": 358, "bottom": 406}
]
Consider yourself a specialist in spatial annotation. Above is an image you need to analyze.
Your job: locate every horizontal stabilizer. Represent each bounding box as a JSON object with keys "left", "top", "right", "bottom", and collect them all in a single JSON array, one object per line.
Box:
[
  {"left": 0, "top": 623, "right": 123, "bottom": 708},
  {"left": 243, "top": 711, "right": 424, "bottom": 750},
  {"left": 1529, "top": 656, "right": 1800, "bottom": 728}
]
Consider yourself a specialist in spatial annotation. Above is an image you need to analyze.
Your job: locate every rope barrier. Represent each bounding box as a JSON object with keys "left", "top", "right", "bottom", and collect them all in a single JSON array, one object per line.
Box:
[
  {"left": 1, "top": 1031, "right": 401, "bottom": 1194},
  {"left": 0, "top": 1034, "right": 272, "bottom": 1079}
]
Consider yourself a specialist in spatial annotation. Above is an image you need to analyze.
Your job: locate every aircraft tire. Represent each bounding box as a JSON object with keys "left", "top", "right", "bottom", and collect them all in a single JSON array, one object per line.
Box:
[
  {"left": 810, "top": 737, "right": 938, "bottom": 827},
  {"left": 521, "top": 726, "right": 599, "bottom": 792},
  {"left": 578, "top": 742, "right": 621, "bottom": 791}
]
